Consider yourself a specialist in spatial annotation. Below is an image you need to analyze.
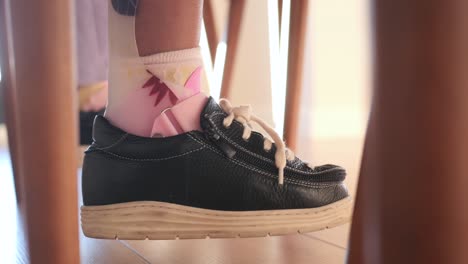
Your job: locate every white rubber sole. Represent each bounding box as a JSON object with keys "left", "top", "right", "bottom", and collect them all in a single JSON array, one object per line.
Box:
[{"left": 81, "top": 197, "right": 353, "bottom": 240}]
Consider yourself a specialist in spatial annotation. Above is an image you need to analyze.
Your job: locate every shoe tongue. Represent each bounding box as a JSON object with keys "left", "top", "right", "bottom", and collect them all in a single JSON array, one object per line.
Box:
[
  {"left": 199, "top": 97, "right": 225, "bottom": 130},
  {"left": 201, "top": 97, "right": 224, "bottom": 115}
]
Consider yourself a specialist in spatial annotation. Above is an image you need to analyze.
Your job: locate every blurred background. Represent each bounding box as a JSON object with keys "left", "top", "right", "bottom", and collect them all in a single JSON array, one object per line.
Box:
[{"left": 199, "top": 0, "right": 371, "bottom": 140}]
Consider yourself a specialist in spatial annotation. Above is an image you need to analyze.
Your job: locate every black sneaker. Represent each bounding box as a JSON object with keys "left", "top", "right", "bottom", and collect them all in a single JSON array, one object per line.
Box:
[{"left": 81, "top": 97, "right": 351, "bottom": 240}]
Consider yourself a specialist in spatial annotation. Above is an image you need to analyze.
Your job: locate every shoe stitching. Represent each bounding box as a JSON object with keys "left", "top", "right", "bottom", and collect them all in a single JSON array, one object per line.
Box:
[
  {"left": 209, "top": 113, "right": 343, "bottom": 175},
  {"left": 208, "top": 113, "right": 328, "bottom": 175},
  {"left": 187, "top": 133, "right": 337, "bottom": 189},
  {"left": 94, "top": 133, "right": 129, "bottom": 150},
  {"left": 203, "top": 114, "right": 339, "bottom": 175},
  {"left": 219, "top": 99, "right": 298, "bottom": 185},
  {"left": 91, "top": 130, "right": 335, "bottom": 188},
  {"left": 82, "top": 198, "right": 351, "bottom": 217},
  {"left": 187, "top": 134, "right": 332, "bottom": 188},
  {"left": 93, "top": 146, "right": 206, "bottom": 161}
]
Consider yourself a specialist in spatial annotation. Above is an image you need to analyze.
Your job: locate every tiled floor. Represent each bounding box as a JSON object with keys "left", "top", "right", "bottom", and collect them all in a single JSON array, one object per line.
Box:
[{"left": 0, "top": 137, "right": 363, "bottom": 264}]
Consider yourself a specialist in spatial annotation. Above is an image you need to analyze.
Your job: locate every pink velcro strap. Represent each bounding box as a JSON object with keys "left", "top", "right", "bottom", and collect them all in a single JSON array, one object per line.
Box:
[{"left": 150, "top": 93, "right": 208, "bottom": 137}]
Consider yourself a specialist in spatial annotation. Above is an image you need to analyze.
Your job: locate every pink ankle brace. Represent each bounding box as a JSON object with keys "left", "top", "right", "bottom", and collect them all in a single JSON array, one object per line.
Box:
[{"left": 150, "top": 93, "right": 208, "bottom": 137}]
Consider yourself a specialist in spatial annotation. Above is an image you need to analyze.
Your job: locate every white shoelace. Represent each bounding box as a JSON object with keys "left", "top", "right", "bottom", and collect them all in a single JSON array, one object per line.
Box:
[{"left": 219, "top": 99, "right": 295, "bottom": 185}]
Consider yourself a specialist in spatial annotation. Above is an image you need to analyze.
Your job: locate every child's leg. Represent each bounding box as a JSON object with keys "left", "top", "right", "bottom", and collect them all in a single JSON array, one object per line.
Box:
[
  {"left": 105, "top": 0, "right": 208, "bottom": 137},
  {"left": 135, "top": 0, "right": 202, "bottom": 55}
]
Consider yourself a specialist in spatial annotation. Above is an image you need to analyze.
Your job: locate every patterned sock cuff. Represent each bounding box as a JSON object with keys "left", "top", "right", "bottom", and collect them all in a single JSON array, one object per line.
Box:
[{"left": 139, "top": 47, "right": 202, "bottom": 65}]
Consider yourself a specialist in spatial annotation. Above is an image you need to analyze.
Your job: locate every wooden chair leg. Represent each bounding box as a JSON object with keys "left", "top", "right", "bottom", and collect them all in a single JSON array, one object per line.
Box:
[
  {"left": 278, "top": 0, "right": 283, "bottom": 37},
  {"left": 348, "top": 0, "right": 468, "bottom": 263},
  {"left": 283, "top": 0, "right": 308, "bottom": 150},
  {"left": 203, "top": 0, "right": 219, "bottom": 65},
  {"left": 220, "top": 0, "right": 246, "bottom": 100},
  {"left": 9, "top": 0, "right": 80, "bottom": 263},
  {"left": 0, "top": 0, "right": 21, "bottom": 202}
]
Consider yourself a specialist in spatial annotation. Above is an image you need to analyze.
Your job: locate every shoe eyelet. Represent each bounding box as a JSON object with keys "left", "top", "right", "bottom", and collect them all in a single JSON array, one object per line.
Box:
[
  {"left": 222, "top": 118, "right": 232, "bottom": 129},
  {"left": 263, "top": 147, "right": 272, "bottom": 153}
]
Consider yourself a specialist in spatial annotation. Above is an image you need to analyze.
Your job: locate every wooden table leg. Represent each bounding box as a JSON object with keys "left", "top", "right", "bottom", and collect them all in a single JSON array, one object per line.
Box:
[
  {"left": 0, "top": 0, "right": 21, "bottom": 202},
  {"left": 348, "top": 0, "right": 468, "bottom": 263},
  {"left": 220, "top": 0, "right": 245, "bottom": 100},
  {"left": 283, "top": 0, "right": 308, "bottom": 150},
  {"left": 9, "top": 0, "right": 80, "bottom": 263}
]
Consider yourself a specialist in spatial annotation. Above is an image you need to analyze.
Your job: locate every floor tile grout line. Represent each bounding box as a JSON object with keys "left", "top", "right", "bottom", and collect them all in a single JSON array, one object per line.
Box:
[
  {"left": 118, "top": 240, "right": 153, "bottom": 264},
  {"left": 300, "top": 233, "right": 347, "bottom": 250}
]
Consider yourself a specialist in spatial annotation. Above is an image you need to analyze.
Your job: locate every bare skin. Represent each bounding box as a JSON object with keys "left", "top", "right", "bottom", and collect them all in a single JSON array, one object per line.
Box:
[{"left": 135, "top": 0, "right": 203, "bottom": 56}]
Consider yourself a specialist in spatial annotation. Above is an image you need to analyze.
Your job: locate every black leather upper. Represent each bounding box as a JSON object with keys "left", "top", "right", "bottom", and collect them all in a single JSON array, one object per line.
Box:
[{"left": 82, "top": 97, "right": 349, "bottom": 210}]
